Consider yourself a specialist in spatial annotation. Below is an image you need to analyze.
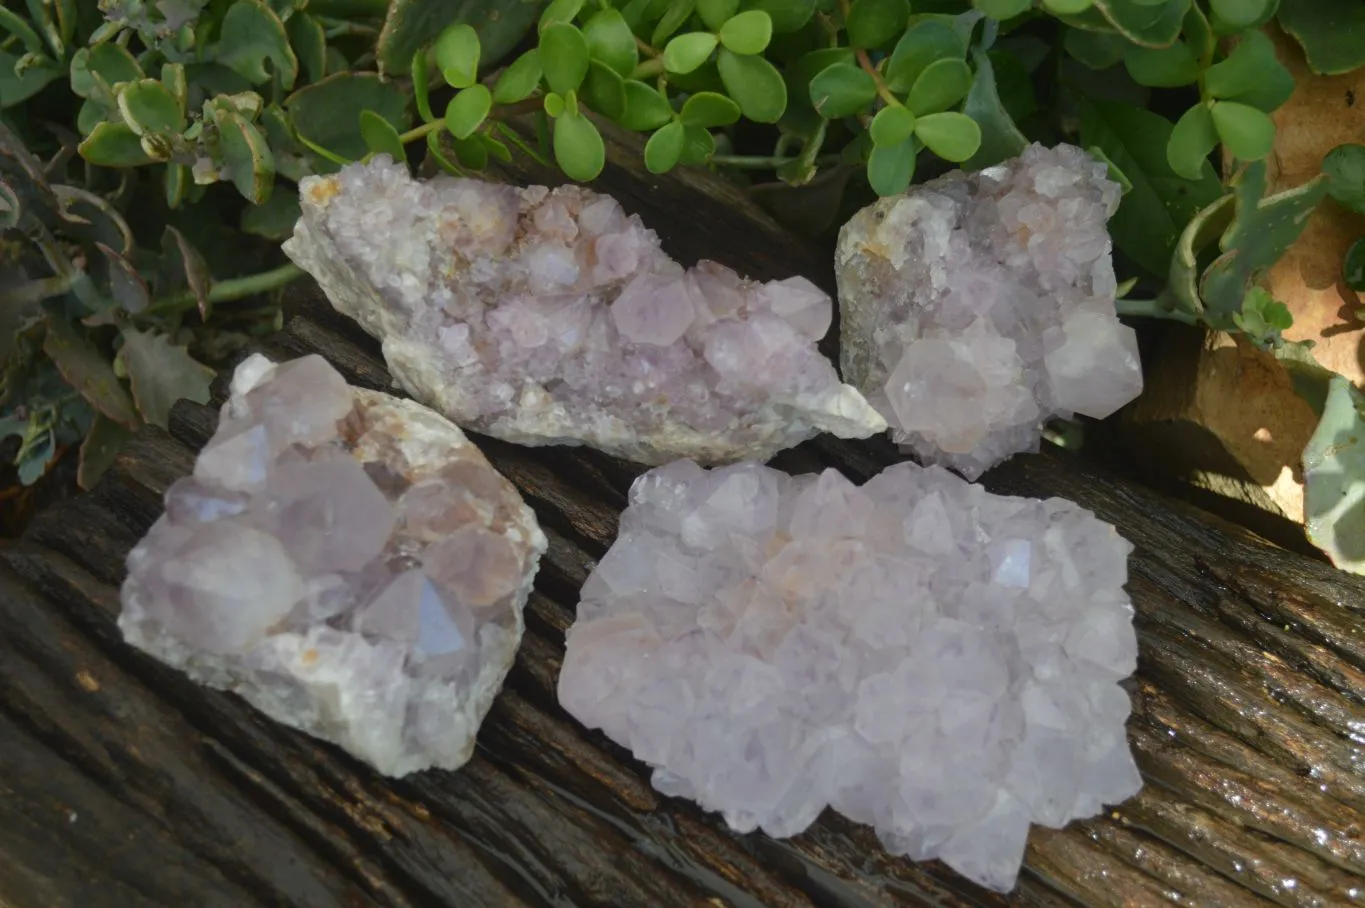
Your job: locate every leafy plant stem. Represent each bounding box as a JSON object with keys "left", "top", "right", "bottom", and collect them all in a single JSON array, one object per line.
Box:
[
  {"left": 633, "top": 58, "right": 665, "bottom": 79},
  {"left": 1115, "top": 297, "right": 1200, "bottom": 324},
  {"left": 156, "top": 263, "right": 305, "bottom": 311},
  {"left": 635, "top": 36, "right": 660, "bottom": 58},
  {"left": 712, "top": 152, "right": 841, "bottom": 168}
]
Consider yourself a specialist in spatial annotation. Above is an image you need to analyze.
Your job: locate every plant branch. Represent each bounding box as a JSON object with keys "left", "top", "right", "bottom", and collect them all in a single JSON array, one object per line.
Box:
[
  {"left": 836, "top": 0, "right": 899, "bottom": 107},
  {"left": 635, "top": 36, "right": 660, "bottom": 58},
  {"left": 156, "top": 263, "right": 305, "bottom": 311},
  {"left": 1115, "top": 297, "right": 1201, "bottom": 325}
]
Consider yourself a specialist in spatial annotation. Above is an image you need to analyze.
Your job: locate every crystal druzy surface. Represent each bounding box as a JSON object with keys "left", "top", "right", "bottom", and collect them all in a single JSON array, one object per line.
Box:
[
  {"left": 282, "top": 157, "right": 886, "bottom": 466},
  {"left": 558, "top": 459, "right": 1141, "bottom": 891},
  {"left": 119, "top": 354, "right": 547, "bottom": 776},
  {"left": 836, "top": 143, "right": 1144, "bottom": 479}
]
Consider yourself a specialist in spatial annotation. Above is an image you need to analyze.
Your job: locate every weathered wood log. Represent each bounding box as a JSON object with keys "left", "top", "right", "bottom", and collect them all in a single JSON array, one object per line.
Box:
[{"left": 2, "top": 128, "right": 1364, "bottom": 907}]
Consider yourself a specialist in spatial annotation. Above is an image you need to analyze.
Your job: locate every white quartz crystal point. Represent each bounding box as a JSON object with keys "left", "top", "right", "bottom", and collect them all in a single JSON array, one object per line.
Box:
[
  {"left": 119, "top": 353, "right": 548, "bottom": 777},
  {"left": 558, "top": 459, "right": 1142, "bottom": 892},
  {"left": 281, "top": 156, "right": 886, "bottom": 466},
  {"left": 835, "top": 143, "right": 1144, "bottom": 480}
]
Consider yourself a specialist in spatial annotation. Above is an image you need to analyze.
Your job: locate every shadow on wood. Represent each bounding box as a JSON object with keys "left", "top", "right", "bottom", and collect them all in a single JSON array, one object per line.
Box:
[{"left": 1, "top": 125, "right": 1363, "bottom": 908}]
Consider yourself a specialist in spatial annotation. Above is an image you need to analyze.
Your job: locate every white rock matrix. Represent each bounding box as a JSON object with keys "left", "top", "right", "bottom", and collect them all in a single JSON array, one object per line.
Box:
[
  {"left": 282, "top": 156, "right": 886, "bottom": 466},
  {"left": 119, "top": 354, "right": 547, "bottom": 776},
  {"left": 836, "top": 143, "right": 1144, "bottom": 479},
  {"left": 558, "top": 459, "right": 1141, "bottom": 891}
]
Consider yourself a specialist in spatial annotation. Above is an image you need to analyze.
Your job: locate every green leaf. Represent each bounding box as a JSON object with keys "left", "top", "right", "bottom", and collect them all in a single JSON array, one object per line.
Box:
[
  {"left": 697, "top": 0, "right": 738, "bottom": 30},
  {"left": 161, "top": 226, "right": 212, "bottom": 319},
  {"left": 116, "top": 79, "right": 185, "bottom": 135},
  {"left": 680, "top": 91, "right": 741, "bottom": 127},
  {"left": 217, "top": 0, "right": 299, "bottom": 90},
  {"left": 286, "top": 72, "right": 410, "bottom": 165},
  {"left": 482, "top": 132, "right": 513, "bottom": 163},
  {"left": 846, "top": 0, "right": 909, "bottom": 49},
  {"left": 118, "top": 328, "right": 214, "bottom": 430},
  {"left": 913, "top": 111, "right": 980, "bottom": 162},
  {"left": 583, "top": 8, "right": 638, "bottom": 77},
  {"left": 70, "top": 42, "right": 142, "bottom": 101},
  {"left": 454, "top": 132, "right": 490, "bottom": 168},
  {"left": 809, "top": 62, "right": 876, "bottom": 119},
  {"left": 906, "top": 57, "right": 971, "bottom": 115},
  {"left": 717, "top": 48, "right": 786, "bottom": 122},
  {"left": 581, "top": 61, "right": 627, "bottom": 120},
  {"left": 1203, "top": 30, "right": 1294, "bottom": 112},
  {"left": 974, "top": 0, "right": 1031, "bottom": 18},
  {"left": 96, "top": 242, "right": 150, "bottom": 313},
  {"left": 664, "top": 32, "right": 719, "bottom": 74},
  {"left": 445, "top": 84, "right": 493, "bottom": 138},
  {"left": 719, "top": 9, "right": 772, "bottom": 54},
  {"left": 1079, "top": 98, "right": 1222, "bottom": 276},
  {"left": 962, "top": 48, "right": 1026, "bottom": 169},
  {"left": 433, "top": 22, "right": 481, "bottom": 88},
  {"left": 645, "top": 119, "right": 685, "bottom": 172},
  {"left": 748, "top": 0, "right": 815, "bottom": 33},
  {"left": 1167, "top": 102, "right": 1217, "bottom": 180},
  {"left": 411, "top": 48, "right": 436, "bottom": 122},
  {"left": 1344, "top": 236, "right": 1365, "bottom": 291},
  {"left": 870, "top": 104, "right": 916, "bottom": 147},
  {"left": 1277, "top": 0, "right": 1365, "bottom": 75},
  {"left": 1210, "top": 100, "right": 1274, "bottom": 162},
  {"left": 427, "top": 130, "right": 463, "bottom": 174},
  {"left": 1063, "top": 27, "right": 1129, "bottom": 69},
  {"left": 287, "top": 13, "right": 327, "bottom": 84},
  {"left": 679, "top": 124, "right": 715, "bottom": 165},
  {"left": 77, "top": 121, "right": 154, "bottom": 167},
  {"left": 1165, "top": 193, "right": 1235, "bottom": 313},
  {"left": 544, "top": 91, "right": 566, "bottom": 117},
  {"left": 540, "top": 0, "right": 586, "bottom": 30},
  {"left": 377, "top": 0, "right": 542, "bottom": 77},
  {"left": 542, "top": 22, "right": 591, "bottom": 93},
  {"left": 1199, "top": 162, "right": 1327, "bottom": 326},
  {"left": 359, "top": 109, "right": 407, "bottom": 161},
  {"left": 43, "top": 317, "right": 138, "bottom": 426},
  {"left": 885, "top": 19, "right": 965, "bottom": 94},
  {"left": 867, "top": 138, "right": 916, "bottom": 195},
  {"left": 554, "top": 109, "right": 606, "bottom": 180},
  {"left": 1086, "top": 144, "right": 1133, "bottom": 194},
  {"left": 1231, "top": 285, "right": 1293, "bottom": 346},
  {"left": 218, "top": 111, "right": 275, "bottom": 204},
  {"left": 1323, "top": 144, "right": 1365, "bottom": 215},
  {"left": 652, "top": 0, "right": 697, "bottom": 45},
  {"left": 0, "top": 50, "right": 61, "bottom": 107},
  {"left": 494, "top": 50, "right": 543, "bottom": 104},
  {"left": 1208, "top": 0, "right": 1268, "bottom": 28},
  {"left": 1044, "top": 0, "right": 1097, "bottom": 12},
  {"left": 1123, "top": 40, "right": 1198, "bottom": 87},
  {"left": 620, "top": 81, "right": 675, "bottom": 130},
  {"left": 1088, "top": 0, "right": 1189, "bottom": 48},
  {"left": 77, "top": 413, "right": 131, "bottom": 490},
  {"left": 1303, "top": 375, "right": 1365, "bottom": 572}
]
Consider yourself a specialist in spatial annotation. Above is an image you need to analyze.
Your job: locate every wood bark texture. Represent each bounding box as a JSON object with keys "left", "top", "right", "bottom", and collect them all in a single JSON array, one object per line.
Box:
[{"left": 1, "top": 124, "right": 1363, "bottom": 907}]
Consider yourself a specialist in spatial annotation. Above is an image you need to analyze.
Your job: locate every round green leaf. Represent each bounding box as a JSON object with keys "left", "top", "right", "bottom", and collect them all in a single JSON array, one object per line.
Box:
[
  {"left": 1064, "top": 28, "right": 1129, "bottom": 70},
  {"left": 870, "top": 104, "right": 916, "bottom": 147},
  {"left": 664, "top": 32, "right": 718, "bottom": 74},
  {"left": 645, "top": 120, "right": 685, "bottom": 172},
  {"left": 117, "top": 79, "right": 185, "bottom": 135},
  {"left": 433, "top": 22, "right": 481, "bottom": 89},
  {"left": 718, "top": 10, "right": 773, "bottom": 55},
  {"left": 412, "top": 48, "right": 435, "bottom": 122},
  {"left": 285, "top": 72, "right": 410, "bottom": 166},
  {"left": 542, "top": 23, "right": 591, "bottom": 96},
  {"left": 974, "top": 0, "right": 1031, "bottom": 19},
  {"left": 70, "top": 43, "right": 143, "bottom": 101},
  {"left": 493, "top": 49, "right": 542, "bottom": 104},
  {"left": 1123, "top": 41, "right": 1199, "bottom": 88},
  {"left": 1209, "top": 0, "right": 1269, "bottom": 28},
  {"left": 1204, "top": 30, "right": 1294, "bottom": 111},
  {"left": 809, "top": 61, "right": 877, "bottom": 119},
  {"left": 360, "top": 108, "right": 406, "bottom": 158},
  {"left": 619, "top": 81, "right": 675, "bottom": 130},
  {"left": 885, "top": 19, "right": 965, "bottom": 94},
  {"left": 581, "top": 61, "right": 627, "bottom": 120},
  {"left": 217, "top": 0, "right": 298, "bottom": 90},
  {"left": 445, "top": 84, "right": 492, "bottom": 139},
  {"left": 697, "top": 0, "right": 739, "bottom": 31},
  {"left": 1166, "top": 102, "right": 1219, "bottom": 180},
  {"left": 218, "top": 111, "right": 274, "bottom": 204},
  {"left": 1344, "top": 236, "right": 1365, "bottom": 291},
  {"left": 906, "top": 57, "right": 971, "bottom": 115},
  {"left": 77, "top": 121, "right": 154, "bottom": 167},
  {"left": 554, "top": 110, "right": 606, "bottom": 181},
  {"left": 1210, "top": 100, "right": 1274, "bottom": 161},
  {"left": 652, "top": 0, "right": 697, "bottom": 45},
  {"left": 749, "top": 0, "right": 816, "bottom": 33},
  {"left": 717, "top": 49, "right": 786, "bottom": 123},
  {"left": 540, "top": 0, "right": 586, "bottom": 31},
  {"left": 846, "top": 0, "right": 910, "bottom": 50},
  {"left": 868, "top": 138, "right": 916, "bottom": 195},
  {"left": 913, "top": 111, "right": 981, "bottom": 162},
  {"left": 1042, "top": 0, "right": 1093, "bottom": 12},
  {"left": 1322, "top": 143, "right": 1365, "bottom": 215},
  {"left": 679, "top": 124, "right": 715, "bottom": 165},
  {"left": 680, "top": 91, "right": 741, "bottom": 127},
  {"left": 583, "top": 8, "right": 638, "bottom": 78},
  {"left": 544, "top": 91, "right": 566, "bottom": 117},
  {"left": 453, "top": 134, "right": 489, "bottom": 169}
]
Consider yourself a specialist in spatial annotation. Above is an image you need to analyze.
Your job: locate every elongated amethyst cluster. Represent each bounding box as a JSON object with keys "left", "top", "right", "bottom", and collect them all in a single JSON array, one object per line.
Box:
[
  {"left": 558, "top": 459, "right": 1141, "bottom": 891},
  {"left": 119, "top": 354, "right": 547, "bottom": 776},
  {"left": 282, "top": 157, "right": 885, "bottom": 466}
]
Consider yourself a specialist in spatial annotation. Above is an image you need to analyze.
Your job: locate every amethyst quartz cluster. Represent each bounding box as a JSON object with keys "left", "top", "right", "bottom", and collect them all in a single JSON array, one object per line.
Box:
[
  {"left": 119, "top": 354, "right": 546, "bottom": 776},
  {"left": 558, "top": 459, "right": 1141, "bottom": 892},
  {"left": 836, "top": 143, "right": 1144, "bottom": 479},
  {"left": 281, "top": 156, "right": 886, "bottom": 466}
]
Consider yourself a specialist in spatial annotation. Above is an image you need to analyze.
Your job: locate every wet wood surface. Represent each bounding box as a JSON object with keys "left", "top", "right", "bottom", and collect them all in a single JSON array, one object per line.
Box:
[{"left": 2, "top": 128, "right": 1364, "bottom": 907}]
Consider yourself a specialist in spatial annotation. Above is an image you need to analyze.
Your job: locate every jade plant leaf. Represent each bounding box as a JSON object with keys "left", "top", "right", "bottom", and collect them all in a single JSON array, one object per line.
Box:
[
  {"left": 1277, "top": 0, "right": 1365, "bottom": 75},
  {"left": 217, "top": 110, "right": 275, "bottom": 204},
  {"left": 286, "top": 72, "right": 410, "bottom": 166},
  {"left": 377, "top": 0, "right": 543, "bottom": 76},
  {"left": 1303, "top": 375, "right": 1365, "bottom": 574},
  {"left": 217, "top": 0, "right": 299, "bottom": 90}
]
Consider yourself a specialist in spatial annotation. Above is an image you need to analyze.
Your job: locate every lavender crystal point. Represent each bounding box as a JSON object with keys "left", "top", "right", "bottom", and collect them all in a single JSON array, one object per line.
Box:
[
  {"left": 836, "top": 143, "right": 1144, "bottom": 479},
  {"left": 119, "top": 354, "right": 547, "bottom": 776},
  {"left": 280, "top": 157, "right": 886, "bottom": 466},
  {"left": 557, "top": 460, "right": 1141, "bottom": 892}
]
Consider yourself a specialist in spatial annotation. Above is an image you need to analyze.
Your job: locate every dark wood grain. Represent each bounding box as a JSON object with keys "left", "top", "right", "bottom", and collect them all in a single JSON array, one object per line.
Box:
[{"left": 3, "top": 127, "right": 1364, "bottom": 908}]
